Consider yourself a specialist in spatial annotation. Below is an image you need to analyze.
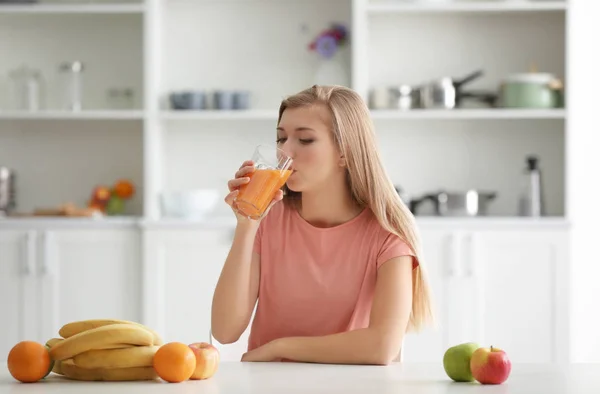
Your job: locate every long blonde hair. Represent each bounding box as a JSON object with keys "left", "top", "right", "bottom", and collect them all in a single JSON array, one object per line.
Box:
[{"left": 277, "top": 85, "right": 434, "bottom": 332}]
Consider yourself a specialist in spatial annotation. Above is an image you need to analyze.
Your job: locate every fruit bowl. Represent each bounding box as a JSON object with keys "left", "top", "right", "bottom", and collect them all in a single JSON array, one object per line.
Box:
[{"left": 160, "top": 189, "right": 220, "bottom": 220}]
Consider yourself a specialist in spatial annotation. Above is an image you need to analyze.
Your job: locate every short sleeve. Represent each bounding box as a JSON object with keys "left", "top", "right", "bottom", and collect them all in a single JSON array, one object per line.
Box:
[
  {"left": 376, "top": 233, "right": 418, "bottom": 270},
  {"left": 253, "top": 221, "right": 264, "bottom": 255}
]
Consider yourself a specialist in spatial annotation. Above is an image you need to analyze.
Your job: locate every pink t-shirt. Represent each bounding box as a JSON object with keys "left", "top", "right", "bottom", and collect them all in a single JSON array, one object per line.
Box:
[{"left": 247, "top": 201, "right": 417, "bottom": 351}]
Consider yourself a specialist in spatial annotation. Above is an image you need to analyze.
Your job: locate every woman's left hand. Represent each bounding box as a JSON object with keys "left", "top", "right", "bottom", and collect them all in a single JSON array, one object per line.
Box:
[{"left": 241, "top": 340, "right": 283, "bottom": 362}]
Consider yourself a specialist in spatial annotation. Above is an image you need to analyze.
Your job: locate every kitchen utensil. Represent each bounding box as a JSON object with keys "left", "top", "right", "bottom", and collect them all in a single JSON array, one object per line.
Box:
[
  {"left": 170, "top": 91, "right": 206, "bottom": 110},
  {"left": 409, "top": 189, "right": 497, "bottom": 217},
  {"left": 420, "top": 69, "right": 484, "bottom": 109},
  {"left": 107, "top": 88, "right": 134, "bottom": 110},
  {"left": 8, "top": 65, "right": 44, "bottom": 111},
  {"left": 389, "top": 85, "right": 421, "bottom": 110},
  {"left": 499, "top": 73, "right": 563, "bottom": 108},
  {"left": 233, "top": 91, "right": 251, "bottom": 110},
  {"left": 518, "top": 155, "right": 544, "bottom": 217},
  {"left": 160, "top": 189, "right": 220, "bottom": 219},
  {"left": 214, "top": 91, "right": 235, "bottom": 110},
  {"left": 59, "top": 61, "right": 84, "bottom": 111},
  {"left": 0, "top": 167, "right": 16, "bottom": 216},
  {"left": 368, "top": 87, "right": 389, "bottom": 110}
]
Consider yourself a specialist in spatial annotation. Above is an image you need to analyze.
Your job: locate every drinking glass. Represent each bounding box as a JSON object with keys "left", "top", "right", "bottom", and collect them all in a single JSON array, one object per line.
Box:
[{"left": 233, "top": 144, "right": 293, "bottom": 220}]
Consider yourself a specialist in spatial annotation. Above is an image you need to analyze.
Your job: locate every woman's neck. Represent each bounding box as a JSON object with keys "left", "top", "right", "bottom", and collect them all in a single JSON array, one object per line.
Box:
[{"left": 298, "top": 176, "right": 363, "bottom": 228}]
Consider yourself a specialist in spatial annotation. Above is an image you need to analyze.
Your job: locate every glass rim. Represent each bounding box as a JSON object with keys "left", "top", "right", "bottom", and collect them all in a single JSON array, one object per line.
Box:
[{"left": 254, "top": 143, "right": 293, "bottom": 170}]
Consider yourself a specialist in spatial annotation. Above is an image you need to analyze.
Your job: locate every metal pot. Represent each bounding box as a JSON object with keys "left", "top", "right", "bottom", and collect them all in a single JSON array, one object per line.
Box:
[
  {"left": 0, "top": 167, "right": 16, "bottom": 216},
  {"left": 420, "top": 69, "right": 484, "bottom": 109},
  {"left": 388, "top": 84, "right": 421, "bottom": 110},
  {"left": 409, "top": 190, "right": 497, "bottom": 217}
]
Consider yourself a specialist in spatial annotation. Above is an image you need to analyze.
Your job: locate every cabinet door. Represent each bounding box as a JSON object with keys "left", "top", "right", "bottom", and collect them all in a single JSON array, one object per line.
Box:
[
  {"left": 38, "top": 229, "right": 142, "bottom": 342},
  {"left": 0, "top": 230, "right": 39, "bottom": 358},
  {"left": 470, "top": 229, "right": 568, "bottom": 363},
  {"left": 144, "top": 229, "right": 236, "bottom": 356},
  {"left": 401, "top": 229, "right": 454, "bottom": 363}
]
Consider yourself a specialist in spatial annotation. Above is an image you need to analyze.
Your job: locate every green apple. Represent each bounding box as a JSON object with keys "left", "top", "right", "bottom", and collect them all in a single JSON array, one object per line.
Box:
[
  {"left": 106, "top": 195, "right": 125, "bottom": 216},
  {"left": 443, "top": 342, "right": 480, "bottom": 382}
]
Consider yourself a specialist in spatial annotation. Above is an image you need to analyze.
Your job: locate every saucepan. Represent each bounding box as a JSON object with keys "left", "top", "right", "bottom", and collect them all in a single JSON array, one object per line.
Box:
[
  {"left": 409, "top": 190, "right": 497, "bottom": 217},
  {"left": 420, "top": 69, "right": 487, "bottom": 109}
]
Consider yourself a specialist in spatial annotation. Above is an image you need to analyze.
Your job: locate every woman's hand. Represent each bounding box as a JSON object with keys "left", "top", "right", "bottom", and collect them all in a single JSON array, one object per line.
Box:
[
  {"left": 241, "top": 340, "right": 283, "bottom": 362},
  {"left": 224, "top": 160, "right": 284, "bottom": 223}
]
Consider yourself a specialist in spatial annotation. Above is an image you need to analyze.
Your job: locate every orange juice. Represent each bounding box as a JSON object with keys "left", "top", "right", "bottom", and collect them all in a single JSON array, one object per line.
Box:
[{"left": 235, "top": 168, "right": 292, "bottom": 219}]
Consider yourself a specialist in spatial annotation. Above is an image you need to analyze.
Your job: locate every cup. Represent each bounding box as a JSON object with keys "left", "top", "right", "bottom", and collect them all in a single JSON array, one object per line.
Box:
[{"left": 233, "top": 144, "right": 293, "bottom": 220}]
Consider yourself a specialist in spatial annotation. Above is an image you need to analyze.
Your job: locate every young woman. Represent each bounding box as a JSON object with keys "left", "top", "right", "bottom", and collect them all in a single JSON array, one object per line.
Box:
[{"left": 211, "top": 85, "right": 433, "bottom": 365}]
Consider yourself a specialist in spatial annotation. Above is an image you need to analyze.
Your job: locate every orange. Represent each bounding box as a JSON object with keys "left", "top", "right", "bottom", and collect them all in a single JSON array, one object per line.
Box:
[
  {"left": 113, "top": 179, "right": 135, "bottom": 199},
  {"left": 7, "top": 341, "right": 51, "bottom": 383},
  {"left": 153, "top": 342, "right": 196, "bottom": 383}
]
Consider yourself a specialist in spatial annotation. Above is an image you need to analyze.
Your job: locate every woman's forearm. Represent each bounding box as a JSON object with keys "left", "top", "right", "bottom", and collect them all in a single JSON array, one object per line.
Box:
[
  {"left": 276, "top": 327, "right": 403, "bottom": 365},
  {"left": 211, "top": 221, "right": 260, "bottom": 344}
]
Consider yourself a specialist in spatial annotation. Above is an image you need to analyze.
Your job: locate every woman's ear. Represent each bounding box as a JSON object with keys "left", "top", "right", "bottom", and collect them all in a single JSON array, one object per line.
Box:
[{"left": 338, "top": 155, "right": 346, "bottom": 167}]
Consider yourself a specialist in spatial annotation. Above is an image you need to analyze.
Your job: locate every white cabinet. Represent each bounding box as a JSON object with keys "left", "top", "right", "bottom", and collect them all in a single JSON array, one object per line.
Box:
[
  {"left": 0, "top": 227, "right": 140, "bottom": 360},
  {"left": 37, "top": 229, "right": 142, "bottom": 342},
  {"left": 0, "top": 230, "right": 39, "bottom": 359},
  {"left": 402, "top": 225, "right": 569, "bottom": 364},
  {"left": 143, "top": 228, "right": 243, "bottom": 359}
]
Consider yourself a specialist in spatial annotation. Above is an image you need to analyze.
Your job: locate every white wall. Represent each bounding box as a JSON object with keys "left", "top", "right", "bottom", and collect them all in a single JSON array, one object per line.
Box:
[{"left": 567, "top": 0, "right": 600, "bottom": 364}]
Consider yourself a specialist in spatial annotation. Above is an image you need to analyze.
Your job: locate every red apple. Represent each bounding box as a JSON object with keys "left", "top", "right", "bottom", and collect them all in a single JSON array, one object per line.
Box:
[
  {"left": 92, "top": 186, "right": 111, "bottom": 204},
  {"left": 188, "top": 342, "right": 220, "bottom": 380},
  {"left": 470, "top": 346, "right": 511, "bottom": 385}
]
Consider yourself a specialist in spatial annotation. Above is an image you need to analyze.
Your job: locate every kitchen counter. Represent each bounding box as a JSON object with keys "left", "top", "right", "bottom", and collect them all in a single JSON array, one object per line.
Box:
[
  {"left": 0, "top": 215, "right": 571, "bottom": 230},
  {"left": 1, "top": 362, "right": 600, "bottom": 393}
]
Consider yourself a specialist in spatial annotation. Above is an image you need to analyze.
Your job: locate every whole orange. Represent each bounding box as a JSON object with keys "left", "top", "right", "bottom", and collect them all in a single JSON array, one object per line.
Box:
[
  {"left": 153, "top": 342, "right": 196, "bottom": 383},
  {"left": 7, "top": 341, "right": 51, "bottom": 383},
  {"left": 113, "top": 179, "right": 135, "bottom": 199}
]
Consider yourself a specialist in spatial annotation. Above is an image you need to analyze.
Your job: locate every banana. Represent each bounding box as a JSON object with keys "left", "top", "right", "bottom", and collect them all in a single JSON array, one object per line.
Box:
[
  {"left": 46, "top": 338, "right": 63, "bottom": 348},
  {"left": 61, "top": 359, "right": 158, "bottom": 381},
  {"left": 59, "top": 319, "right": 163, "bottom": 345},
  {"left": 50, "top": 323, "right": 154, "bottom": 361},
  {"left": 72, "top": 345, "right": 159, "bottom": 369},
  {"left": 52, "top": 360, "right": 63, "bottom": 375}
]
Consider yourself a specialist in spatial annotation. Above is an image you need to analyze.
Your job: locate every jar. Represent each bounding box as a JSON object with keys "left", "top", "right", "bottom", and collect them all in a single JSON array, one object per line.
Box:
[
  {"left": 8, "top": 65, "right": 44, "bottom": 111},
  {"left": 59, "top": 61, "right": 85, "bottom": 111}
]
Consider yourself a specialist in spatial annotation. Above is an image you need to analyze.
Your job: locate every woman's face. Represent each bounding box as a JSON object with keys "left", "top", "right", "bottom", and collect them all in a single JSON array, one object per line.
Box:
[{"left": 276, "top": 104, "right": 344, "bottom": 193}]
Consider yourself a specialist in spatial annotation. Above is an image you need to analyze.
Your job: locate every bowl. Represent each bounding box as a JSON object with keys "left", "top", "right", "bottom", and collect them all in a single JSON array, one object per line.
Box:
[{"left": 160, "top": 189, "right": 220, "bottom": 219}]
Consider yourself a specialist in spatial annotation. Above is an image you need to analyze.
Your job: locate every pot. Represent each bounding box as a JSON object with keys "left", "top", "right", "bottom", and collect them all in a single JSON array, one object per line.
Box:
[
  {"left": 388, "top": 84, "right": 421, "bottom": 110},
  {"left": 409, "top": 190, "right": 497, "bottom": 217},
  {"left": 0, "top": 167, "right": 16, "bottom": 216},
  {"left": 499, "top": 73, "right": 563, "bottom": 108},
  {"left": 420, "top": 69, "right": 484, "bottom": 109}
]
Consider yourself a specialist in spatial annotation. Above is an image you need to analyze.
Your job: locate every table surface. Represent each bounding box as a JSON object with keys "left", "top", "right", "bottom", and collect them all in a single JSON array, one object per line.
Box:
[{"left": 2, "top": 362, "right": 600, "bottom": 394}]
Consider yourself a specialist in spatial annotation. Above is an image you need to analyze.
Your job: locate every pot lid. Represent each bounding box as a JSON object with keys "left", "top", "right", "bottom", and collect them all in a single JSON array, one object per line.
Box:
[{"left": 504, "top": 73, "right": 556, "bottom": 84}]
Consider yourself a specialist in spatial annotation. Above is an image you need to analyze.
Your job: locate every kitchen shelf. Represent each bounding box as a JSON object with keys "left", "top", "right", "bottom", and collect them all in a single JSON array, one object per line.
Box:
[
  {"left": 370, "top": 109, "right": 566, "bottom": 120},
  {"left": 160, "top": 110, "right": 279, "bottom": 121},
  {"left": 367, "top": 1, "right": 567, "bottom": 14},
  {"left": 0, "top": 110, "right": 145, "bottom": 120},
  {"left": 0, "top": 3, "right": 145, "bottom": 14}
]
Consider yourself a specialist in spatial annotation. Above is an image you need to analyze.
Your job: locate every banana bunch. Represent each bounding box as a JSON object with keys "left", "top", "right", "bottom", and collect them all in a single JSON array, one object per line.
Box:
[{"left": 45, "top": 319, "right": 164, "bottom": 381}]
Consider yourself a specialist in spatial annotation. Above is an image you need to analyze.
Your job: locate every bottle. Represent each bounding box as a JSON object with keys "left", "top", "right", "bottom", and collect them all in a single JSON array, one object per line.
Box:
[{"left": 518, "top": 155, "right": 544, "bottom": 217}]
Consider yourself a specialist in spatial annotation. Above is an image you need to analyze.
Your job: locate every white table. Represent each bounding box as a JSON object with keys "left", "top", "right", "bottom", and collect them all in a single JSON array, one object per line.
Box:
[{"left": 1, "top": 362, "right": 600, "bottom": 393}]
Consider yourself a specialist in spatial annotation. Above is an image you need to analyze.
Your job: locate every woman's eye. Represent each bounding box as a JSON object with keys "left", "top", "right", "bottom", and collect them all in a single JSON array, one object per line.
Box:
[
  {"left": 299, "top": 139, "right": 314, "bottom": 144},
  {"left": 276, "top": 137, "right": 287, "bottom": 144}
]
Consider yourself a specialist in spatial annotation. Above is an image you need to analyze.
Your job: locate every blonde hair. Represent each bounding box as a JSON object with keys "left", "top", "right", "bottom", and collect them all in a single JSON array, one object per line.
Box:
[{"left": 277, "top": 85, "right": 434, "bottom": 332}]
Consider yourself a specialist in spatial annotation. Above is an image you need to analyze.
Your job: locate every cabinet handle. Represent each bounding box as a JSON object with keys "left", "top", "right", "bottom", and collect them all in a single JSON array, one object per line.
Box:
[
  {"left": 447, "top": 233, "right": 460, "bottom": 277},
  {"left": 41, "top": 231, "right": 54, "bottom": 276},
  {"left": 22, "top": 231, "right": 36, "bottom": 276},
  {"left": 464, "top": 233, "right": 476, "bottom": 277}
]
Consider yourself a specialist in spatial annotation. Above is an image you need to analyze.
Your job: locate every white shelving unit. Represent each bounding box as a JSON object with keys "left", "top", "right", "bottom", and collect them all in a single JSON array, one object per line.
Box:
[
  {"left": 367, "top": 1, "right": 567, "bottom": 14},
  {"left": 0, "top": 110, "right": 145, "bottom": 120},
  {"left": 0, "top": 0, "right": 568, "bottom": 221},
  {"left": 0, "top": 3, "right": 145, "bottom": 14}
]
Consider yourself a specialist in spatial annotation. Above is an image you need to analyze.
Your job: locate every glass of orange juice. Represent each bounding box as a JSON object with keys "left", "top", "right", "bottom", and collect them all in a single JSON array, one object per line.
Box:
[{"left": 233, "top": 144, "right": 293, "bottom": 220}]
